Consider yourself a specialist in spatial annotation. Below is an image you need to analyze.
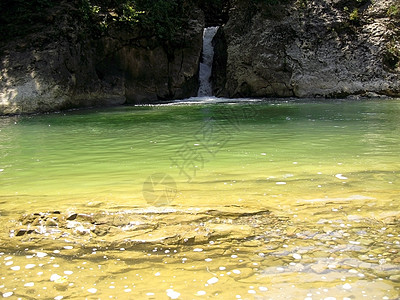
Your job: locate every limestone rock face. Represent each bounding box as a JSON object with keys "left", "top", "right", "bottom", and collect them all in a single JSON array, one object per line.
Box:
[
  {"left": 0, "top": 4, "right": 204, "bottom": 114},
  {"left": 0, "top": 40, "right": 126, "bottom": 115},
  {"left": 112, "top": 16, "right": 204, "bottom": 104},
  {"left": 214, "top": 0, "right": 400, "bottom": 98},
  {"left": 0, "top": 3, "right": 125, "bottom": 115}
]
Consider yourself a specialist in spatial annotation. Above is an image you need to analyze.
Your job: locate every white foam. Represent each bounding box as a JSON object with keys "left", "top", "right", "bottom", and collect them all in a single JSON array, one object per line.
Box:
[{"left": 198, "top": 27, "right": 219, "bottom": 97}]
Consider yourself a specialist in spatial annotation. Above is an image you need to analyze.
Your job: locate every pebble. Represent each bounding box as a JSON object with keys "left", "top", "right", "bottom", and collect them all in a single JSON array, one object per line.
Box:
[
  {"left": 2, "top": 292, "right": 13, "bottom": 298},
  {"left": 66, "top": 213, "right": 78, "bottom": 221},
  {"left": 166, "top": 289, "right": 180, "bottom": 299},
  {"left": 16, "top": 229, "right": 32, "bottom": 236},
  {"left": 393, "top": 257, "right": 400, "bottom": 264},
  {"left": 24, "top": 282, "right": 34, "bottom": 287},
  {"left": 359, "top": 238, "right": 374, "bottom": 246},
  {"left": 389, "top": 275, "right": 400, "bottom": 282},
  {"left": 25, "top": 264, "right": 36, "bottom": 269},
  {"left": 36, "top": 252, "right": 48, "bottom": 258},
  {"left": 50, "top": 274, "right": 62, "bottom": 282},
  {"left": 293, "top": 263, "right": 305, "bottom": 272},
  {"left": 46, "top": 219, "right": 58, "bottom": 227},
  {"left": 87, "top": 288, "right": 97, "bottom": 294},
  {"left": 311, "top": 264, "right": 327, "bottom": 274},
  {"left": 207, "top": 277, "right": 219, "bottom": 284},
  {"left": 343, "top": 283, "right": 352, "bottom": 290},
  {"left": 292, "top": 253, "right": 302, "bottom": 260},
  {"left": 276, "top": 267, "right": 285, "bottom": 272}
]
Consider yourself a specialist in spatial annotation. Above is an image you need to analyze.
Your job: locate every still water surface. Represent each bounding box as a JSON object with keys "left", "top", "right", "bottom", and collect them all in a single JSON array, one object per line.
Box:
[{"left": 0, "top": 98, "right": 399, "bottom": 299}]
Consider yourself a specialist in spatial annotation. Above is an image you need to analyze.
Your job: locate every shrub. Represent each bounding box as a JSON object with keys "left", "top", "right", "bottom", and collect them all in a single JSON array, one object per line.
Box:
[
  {"left": 78, "top": 0, "right": 191, "bottom": 42},
  {"left": 0, "top": 0, "right": 58, "bottom": 41},
  {"left": 387, "top": 4, "right": 400, "bottom": 18},
  {"left": 349, "top": 8, "right": 359, "bottom": 21},
  {"left": 384, "top": 40, "right": 400, "bottom": 71}
]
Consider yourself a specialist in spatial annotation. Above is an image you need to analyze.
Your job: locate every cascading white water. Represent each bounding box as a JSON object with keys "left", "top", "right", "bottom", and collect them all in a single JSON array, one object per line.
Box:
[{"left": 197, "top": 26, "right": 219, "bottom": 97}]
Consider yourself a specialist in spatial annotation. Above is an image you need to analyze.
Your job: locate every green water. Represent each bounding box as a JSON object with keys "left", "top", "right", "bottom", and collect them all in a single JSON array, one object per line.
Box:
[{"left": 0, "top": 98, "right": 399, "bottom": 299}]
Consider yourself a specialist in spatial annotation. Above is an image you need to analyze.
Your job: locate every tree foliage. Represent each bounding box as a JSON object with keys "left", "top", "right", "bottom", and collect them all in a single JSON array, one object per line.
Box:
[
  {"left": 79, "top": 0, "right": 192, "bottom": 41},
  {"left": 0, "top": 0, "right": 195, "bottom": 43},
  {"left": 0, "top": 0, "right": 58, "bottom": 41}
]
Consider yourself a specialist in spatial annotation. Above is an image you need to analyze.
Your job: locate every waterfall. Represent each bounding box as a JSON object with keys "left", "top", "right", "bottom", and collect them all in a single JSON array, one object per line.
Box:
[{"left": 197, "top": 26, "right": 219, "bottom": 97}]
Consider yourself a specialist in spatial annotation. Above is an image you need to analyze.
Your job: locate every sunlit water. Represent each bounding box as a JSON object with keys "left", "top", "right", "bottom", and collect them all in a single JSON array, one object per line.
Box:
[{"left": 0, "top": 98, "right": 399, "bottom": 299}]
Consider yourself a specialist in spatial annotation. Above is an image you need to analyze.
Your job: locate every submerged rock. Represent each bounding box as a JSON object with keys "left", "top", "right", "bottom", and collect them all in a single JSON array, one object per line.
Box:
[{"left": 4, "top": 208, "right": 276, "bottom": 251}]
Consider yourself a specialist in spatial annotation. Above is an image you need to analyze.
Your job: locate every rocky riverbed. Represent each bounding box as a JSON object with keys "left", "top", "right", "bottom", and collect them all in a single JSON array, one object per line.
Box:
[{"left": 0, "top": 206, "right": 399, "bottom": 299}]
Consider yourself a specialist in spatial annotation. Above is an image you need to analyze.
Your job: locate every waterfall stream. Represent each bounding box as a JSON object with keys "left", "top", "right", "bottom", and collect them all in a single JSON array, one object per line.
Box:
[{"left": 197, "top": 26, "right": 219, "bottom": 97}]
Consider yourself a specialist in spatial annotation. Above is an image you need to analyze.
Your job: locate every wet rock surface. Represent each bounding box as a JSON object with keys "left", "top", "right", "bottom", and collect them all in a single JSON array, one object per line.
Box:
[{"left": 3, "top": 208, "right": 279, "bottom": 251}]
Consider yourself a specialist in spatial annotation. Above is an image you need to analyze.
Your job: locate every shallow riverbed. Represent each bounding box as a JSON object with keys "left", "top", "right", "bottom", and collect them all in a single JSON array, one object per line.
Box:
[{"left": 0, "top": 98, "right": 399, "bottom": 299}]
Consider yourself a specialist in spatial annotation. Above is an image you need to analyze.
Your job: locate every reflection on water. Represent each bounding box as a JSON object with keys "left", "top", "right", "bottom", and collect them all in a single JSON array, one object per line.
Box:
[{"left": 0, "top": 98, "right": 399, "bottom": 299}]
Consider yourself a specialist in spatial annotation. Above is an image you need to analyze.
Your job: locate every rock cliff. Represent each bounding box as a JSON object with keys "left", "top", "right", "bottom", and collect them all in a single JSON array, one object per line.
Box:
[
  {"left": 0, "top": 2, "right": 204, "bottom": 114},
  {"left": 213, "top": 0, "right": 400, "bottom": 98},
  {"left": 1, "top": 0, "right": 400, "bottom": 115}
]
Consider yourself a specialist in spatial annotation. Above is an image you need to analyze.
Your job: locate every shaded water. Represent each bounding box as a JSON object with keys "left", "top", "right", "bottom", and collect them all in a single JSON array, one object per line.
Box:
[{"left": 0, "top": 98, "right": 399, "bottom": 299}]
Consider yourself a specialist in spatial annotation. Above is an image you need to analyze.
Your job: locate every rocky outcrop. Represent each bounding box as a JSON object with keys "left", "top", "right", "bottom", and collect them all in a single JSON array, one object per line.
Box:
[
  {"left": 0, "top": 3, "right": 204, "bottom": 114},
  {"left": 106, "top": 15, "right": 204, "bottom": 104},
  {"left": 3, "top": 208, "right": 278, "bottom": 251},
  {"left": 2, "top": 0, "right": 399, "bottom": 115},
  {"left": 214, "top": 0, "right": 400, "bottom": 98},
  {"left": 0, "top": 39, "right": 126, "bottom": 115}
]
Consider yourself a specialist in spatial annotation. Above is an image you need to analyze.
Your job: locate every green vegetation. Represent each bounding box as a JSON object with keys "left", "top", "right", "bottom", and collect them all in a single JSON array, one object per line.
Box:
[
  {"left": 342, "top": 0, "right": 370, "bottom": 24},
  {"left": 384, "top": 40, "right": 400, "bottom": 71},
  {"left": 0, "top": 0, "right": 58, "bottom": 41},
  {"left": 0, "top": 0, "right": 196, "bottom": 44},
  {"left": 78, "top": 0, "right": 193, "bottom": 41},
  {"left": 387, "top": 4, "right": 400, "bottom": 18},
  {"left": 297, "top": 0, "right": 308, "bottom": 9},
  {"left": 349, "top": 8, "right": 359, "bottom": 22}
]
